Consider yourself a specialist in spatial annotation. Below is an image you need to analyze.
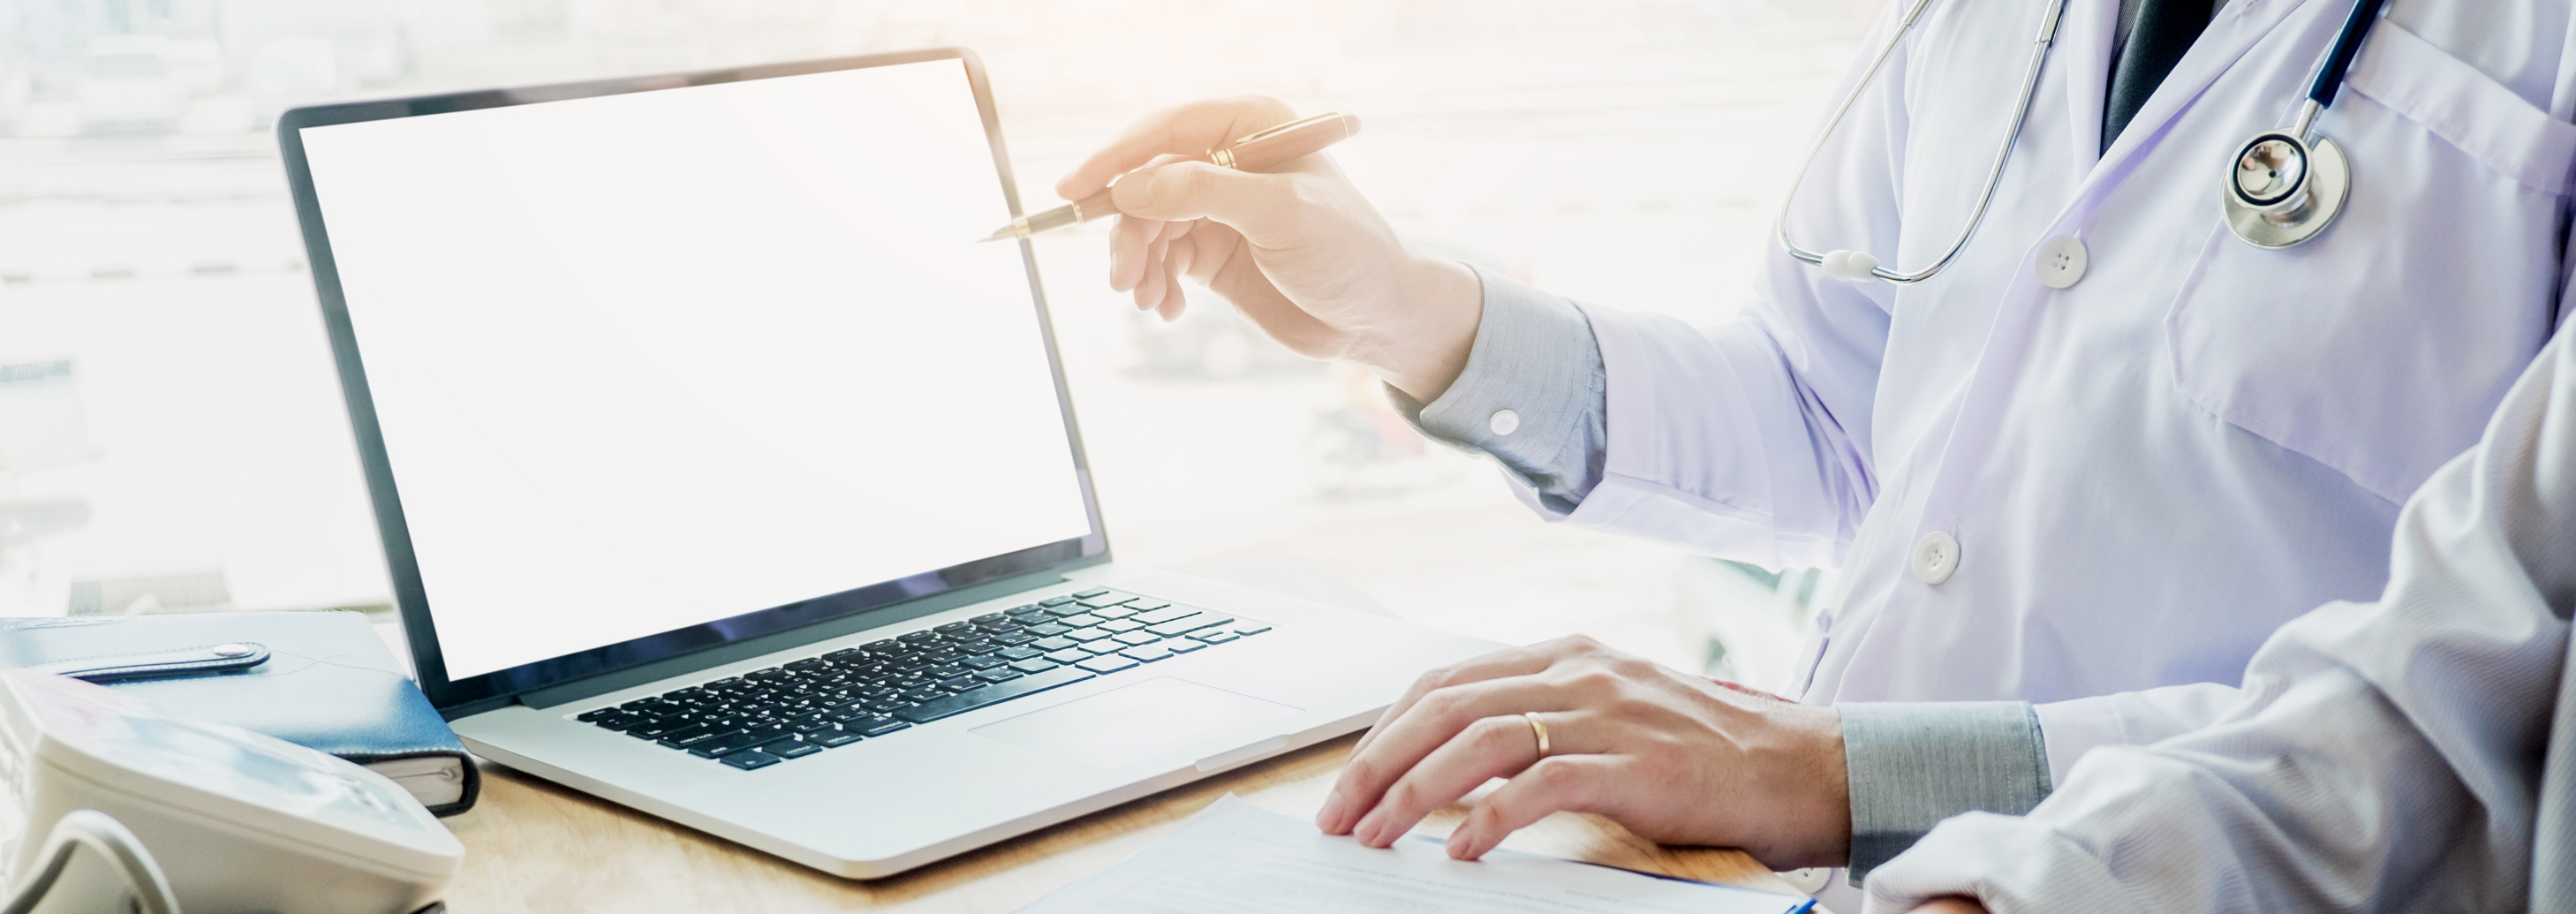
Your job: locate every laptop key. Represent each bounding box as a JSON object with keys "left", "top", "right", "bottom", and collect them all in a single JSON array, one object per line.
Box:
[
  {"left": 865, "top": 699, "right": 911, "bottom": 714},
  {"left": 1131, "top": 605, "right": 1197, "bottom": 625},
  {"left": 960, "top": 654, "right": 1008, "bottom": 670},
  {"left": 1113, "top": 631, "right": 1163, "bottom": 646},
  {"left": 1063, "top": 628, "right": 1115, "bottom": 643},
  {"left": 973, "top": 668, "right": 1024, "bottom": 683},
  {"left": 682, "top": 729, "right": 761, "bottom": 756},
  {"left": 892, "top": 667, "right": 1097, "bottom": 723},
  {"left": 1008, "top": 658, "right": 1060, "bottom": 674},
  {"left": 721, "top": 751, "right": 782, "bottom": 770},
  {"left": 1121, "top": 644, "right": 1174, "bottom": 663},
  {"left": 1031, "top": 636, "right": 1079, "bottom": 652},
  {"left": 899, "top": 687, "right": 945, "bottom": 702},
  {"left": 1234, "top": 622, "right": 1273, "bottom": 636},
  {"left": 809, "top": 730, "right": 863, "bottom": 748},
  {"left": 1043, "top": 604, "right": 1092, "bottom": 618},
  {"left": 1072, "top": 588, "right": 1111, "bottom": 599},
  {"left": 1054, "top": 613, "right": 1106, "bottom": 628},
  {"left": 659, "top": 725, "right": 734, "bottom": 748},
  {"left": 1125, "top": 601, "right": 1173, "bottom": 613},
  {"left": 1039, "top": 595, "right": 1077, "bottom": 607},
  {"left": 1091, "top": 605, "right": 1139, "bottom": 620},
  {"left": 1099, "top": 619, "right": 1145, "bottom": 633},
  {"left": 768, "top": 741, "right": 824, "bottom": 760},
  {"left": 1148, "top": 615, "right": 1233, "bottom": 638},
  {"left": 577, "top": 707, "right": 616, "bottom": 722},
  {"left": 937, "top": 675, "right": 981, "bottom": 691},
  {"left": 626, "top": 718, "right": 693, "bottom": 738},
  {"left": 851, "top": 716, "right": 913, "bottom": 736},
  {"left": 1190, "top": 631, "right": 1240, "bottom": 645},
  {"left": 1025, "top": 623, "right": 1071, "bottom": 637},
  {"left": 993, "top": 631, "right": 1040, "bottom": 646},
  {"left": 1076, "top": 655, "right": 1140, "bottom": 674},
  {"left": 1077, "top": 642, "right": 1124, "bottom": 655},
  {"left": 997, "top": 646, "right": 1046, "bottom": 661},
  {"left": 1166, "top": 638, "right": 1207, "bottom": 653},
  {"left": 1043, "top": 648, "right": 1091, "bottom": 664}
]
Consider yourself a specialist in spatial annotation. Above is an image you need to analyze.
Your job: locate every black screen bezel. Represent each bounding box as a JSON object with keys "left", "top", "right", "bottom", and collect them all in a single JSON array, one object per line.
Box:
[{"left": 275, "top": 48, "right": 1109, "bottom": 714}]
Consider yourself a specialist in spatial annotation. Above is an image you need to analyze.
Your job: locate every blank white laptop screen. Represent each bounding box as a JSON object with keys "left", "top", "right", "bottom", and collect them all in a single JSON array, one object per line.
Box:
[{"left": 298, "top": 59, "right": 1092, "bottom": 680}]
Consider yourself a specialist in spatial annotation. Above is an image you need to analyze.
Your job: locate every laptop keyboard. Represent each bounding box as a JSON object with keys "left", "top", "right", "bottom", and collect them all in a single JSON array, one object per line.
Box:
[{"left": 572, "top": 589, "right": 1272, "bottom": 771}]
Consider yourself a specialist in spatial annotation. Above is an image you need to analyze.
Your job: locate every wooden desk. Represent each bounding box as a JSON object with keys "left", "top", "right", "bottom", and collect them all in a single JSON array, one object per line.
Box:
[{"left": 440, "top": 734, "right": 1813, "bottom": 912}]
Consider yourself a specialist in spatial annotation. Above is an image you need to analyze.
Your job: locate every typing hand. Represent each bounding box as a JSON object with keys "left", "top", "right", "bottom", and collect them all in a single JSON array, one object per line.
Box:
[
  {"left": 1313, "top": 635, "right": 1854, "bottom": 870},
  {"left": 1056, "top": 95, "right": 1483, "bottom": 401}
]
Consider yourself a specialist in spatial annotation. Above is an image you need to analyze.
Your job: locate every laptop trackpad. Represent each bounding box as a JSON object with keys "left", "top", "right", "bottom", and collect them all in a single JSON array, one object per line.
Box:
[{"left": 971, "top": 676, "right": 1303, "bottom": 769}]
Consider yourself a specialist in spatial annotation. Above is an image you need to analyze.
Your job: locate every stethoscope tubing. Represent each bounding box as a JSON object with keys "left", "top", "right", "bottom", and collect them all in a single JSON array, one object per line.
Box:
[
  {"left": 1781, "top": 0, "right": 2391, "bottom": 281},
  {"left": 2307, "top": 0, "right": 2391, "bottom": 110},
  {"left": 1777, "top": 0, "right": 2066, "bottom": 285}
]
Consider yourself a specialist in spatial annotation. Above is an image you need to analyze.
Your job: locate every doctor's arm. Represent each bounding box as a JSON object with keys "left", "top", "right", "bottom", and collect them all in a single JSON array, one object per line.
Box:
[{"left": 1862, "top": 315, "right": 2576, "bottom": 914}]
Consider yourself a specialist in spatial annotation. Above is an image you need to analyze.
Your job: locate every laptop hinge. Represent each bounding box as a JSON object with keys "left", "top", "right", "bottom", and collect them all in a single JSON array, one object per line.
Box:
[{"left": 512, "top": 567, "right": 1076, "bottom": 711}]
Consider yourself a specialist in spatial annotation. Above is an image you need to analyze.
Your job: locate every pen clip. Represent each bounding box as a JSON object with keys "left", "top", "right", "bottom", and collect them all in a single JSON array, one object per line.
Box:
[{"left": 1223, "top": 112, "right": 1344, "bottom": 148}]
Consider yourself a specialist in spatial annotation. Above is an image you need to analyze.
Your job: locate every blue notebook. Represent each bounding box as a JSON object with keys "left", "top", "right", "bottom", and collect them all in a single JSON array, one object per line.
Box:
[{"left": 0, "top": 610, "right": 480, "bottom": 815}]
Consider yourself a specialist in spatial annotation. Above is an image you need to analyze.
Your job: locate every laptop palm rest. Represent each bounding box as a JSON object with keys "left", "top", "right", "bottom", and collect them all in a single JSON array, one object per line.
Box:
[{"left": 970, "top": 676, "right": 1302, "bottom": 770}]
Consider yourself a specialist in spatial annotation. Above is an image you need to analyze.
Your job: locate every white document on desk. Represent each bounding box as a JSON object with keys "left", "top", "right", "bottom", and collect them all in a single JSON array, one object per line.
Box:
[{"left": 1018, "top": 795, "right": 1816, "bottom": 914}]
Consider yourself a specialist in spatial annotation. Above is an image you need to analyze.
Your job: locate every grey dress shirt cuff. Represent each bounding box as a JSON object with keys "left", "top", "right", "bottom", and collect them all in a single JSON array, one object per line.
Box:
[
  {"left": 1384, "top": 264, "right": 1607, "bottom": 513},
  {"left": 1841, "top": 701, "right": 2052, "bottom": 885}
]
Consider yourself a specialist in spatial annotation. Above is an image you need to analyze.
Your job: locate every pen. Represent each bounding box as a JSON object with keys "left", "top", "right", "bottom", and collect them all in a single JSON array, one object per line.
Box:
[{"left": 978, "top": 112, "right": 1364, "bottom": 242}]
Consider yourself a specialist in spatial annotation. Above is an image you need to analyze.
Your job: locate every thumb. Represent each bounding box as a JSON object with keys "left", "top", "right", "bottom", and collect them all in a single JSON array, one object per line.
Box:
[{"left": 1111, "top": 162, "right": 1308, "bottom": 244}]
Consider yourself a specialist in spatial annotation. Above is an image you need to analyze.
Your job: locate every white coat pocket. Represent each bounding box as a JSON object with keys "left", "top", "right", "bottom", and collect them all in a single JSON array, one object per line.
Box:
[{"left": 2164, "top": 24, "right": 2572, "bottom": 504}]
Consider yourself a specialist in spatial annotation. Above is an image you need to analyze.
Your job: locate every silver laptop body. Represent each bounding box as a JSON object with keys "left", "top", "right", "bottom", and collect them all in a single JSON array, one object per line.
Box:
[{"left": 277, "top": 48, "right": 1498, "bottom": 878}]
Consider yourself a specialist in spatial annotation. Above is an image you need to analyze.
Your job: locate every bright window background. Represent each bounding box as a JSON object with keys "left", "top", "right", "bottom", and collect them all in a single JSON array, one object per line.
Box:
[{"left": 0, "top": 0, "right": 1870, "bottom": 688}]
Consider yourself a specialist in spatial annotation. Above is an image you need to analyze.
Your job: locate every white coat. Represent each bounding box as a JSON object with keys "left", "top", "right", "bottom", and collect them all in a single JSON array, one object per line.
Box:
[{"left": 1522, "top": 0, "right": 2576, "bottom": 783}]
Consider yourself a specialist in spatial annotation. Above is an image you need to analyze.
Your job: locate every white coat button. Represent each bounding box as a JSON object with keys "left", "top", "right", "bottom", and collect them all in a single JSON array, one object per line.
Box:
[
  {"left": 2034, "top": 235, "right": 2088, "bottom": 289},
  {"left": 1911, "top": 531, "right": 1960, "bottom": 585},
  {"left": 1489, "top": 409, "right": 1521, "bottom": 436}
]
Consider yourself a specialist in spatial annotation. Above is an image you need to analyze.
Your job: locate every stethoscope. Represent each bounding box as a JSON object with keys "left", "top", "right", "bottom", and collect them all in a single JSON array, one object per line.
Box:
[{"left": 1780, "top": 0, "right": 2391, "bottom": 284}]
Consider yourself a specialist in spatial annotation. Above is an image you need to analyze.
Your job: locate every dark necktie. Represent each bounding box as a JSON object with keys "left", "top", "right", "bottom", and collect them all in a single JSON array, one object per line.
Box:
[{"left": 2102, "top": 0, "right": 2217, "bottom": 153}]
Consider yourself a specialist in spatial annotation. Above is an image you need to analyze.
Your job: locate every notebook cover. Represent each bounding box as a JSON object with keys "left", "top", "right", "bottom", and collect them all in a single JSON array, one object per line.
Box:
[{"left": 0, "top": 610, "right": 481, "bottom": 815}]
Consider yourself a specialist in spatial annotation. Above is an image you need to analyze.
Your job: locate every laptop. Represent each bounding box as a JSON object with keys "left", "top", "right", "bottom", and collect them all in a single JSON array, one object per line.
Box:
[{"left": 275, "top": 49, "right": 1500, "bottom": 878}]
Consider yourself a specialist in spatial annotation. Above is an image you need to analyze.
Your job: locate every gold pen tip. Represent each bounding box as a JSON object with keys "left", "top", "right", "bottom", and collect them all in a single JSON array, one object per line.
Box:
[{"left": 977, "top": 227, "right": 1018, "bottom": 243}]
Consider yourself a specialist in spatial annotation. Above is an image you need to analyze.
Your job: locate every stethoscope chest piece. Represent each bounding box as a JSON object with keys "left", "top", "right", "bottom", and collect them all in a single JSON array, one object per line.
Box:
[{"left": 2220, "top": 129, "right": 2348, "bottom": 248}]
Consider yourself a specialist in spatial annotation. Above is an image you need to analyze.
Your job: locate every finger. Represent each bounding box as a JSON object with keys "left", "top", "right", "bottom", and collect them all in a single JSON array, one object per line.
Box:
[
  {"left": 1352, "top": 637, "right": 1605, "bottom": 761},
  {"left": 1326, "top": 676, "right": 1580, "bottom": 835},
  {"left": 1352, "top": 714, "right": 1552, "bottom": 848},
  {"left": 1154, "top": 244, "right": 1188, "bottom": 321},
  {"left": 1055, "top": 94, "right": 1298, "bottom": 201},
  {"left": 1132, "top": 233, "right": 1172, "bottom": 313},
  {"left": 1445, "top": 755, "right": 1628, "bottom": 861},
  {"left": 1324, "top": 646, "right": 1564, "bottom": 834},
  {"left": 1108, "top": 162, "right": 1318, "bottom": 245},
  {"left": 1107, "top": 214, "right": 1162, "bottom": 294}
]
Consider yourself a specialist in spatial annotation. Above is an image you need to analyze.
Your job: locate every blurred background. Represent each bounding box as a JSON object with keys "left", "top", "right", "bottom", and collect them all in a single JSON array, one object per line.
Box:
[{"left": 0, "top": 0, "right": 1869, "bottom": 688}]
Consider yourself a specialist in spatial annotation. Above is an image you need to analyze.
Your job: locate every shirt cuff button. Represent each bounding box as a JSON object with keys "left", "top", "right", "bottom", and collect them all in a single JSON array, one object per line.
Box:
[{"left": 1488, "top": 409, "right": 1521, "bottom": 436}]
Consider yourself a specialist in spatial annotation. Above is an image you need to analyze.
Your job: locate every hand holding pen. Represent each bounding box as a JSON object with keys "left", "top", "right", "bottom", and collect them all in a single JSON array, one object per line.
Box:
[
  {"left": 984, "top": 111, "right": 1364, "bottom": 241},
  {"left": 1048, "top": 96, "right": 1484, "bottom": 403}
]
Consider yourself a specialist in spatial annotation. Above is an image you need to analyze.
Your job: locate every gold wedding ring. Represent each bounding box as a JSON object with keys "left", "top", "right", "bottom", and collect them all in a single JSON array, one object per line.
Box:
[{"left": 1522, "top": 712, "right": 1551, "bottom": 759}]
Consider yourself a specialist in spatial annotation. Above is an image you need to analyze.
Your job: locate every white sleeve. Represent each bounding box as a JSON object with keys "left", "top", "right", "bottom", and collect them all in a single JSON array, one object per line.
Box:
[
  {"left": 2029, "top": 683, "right": 2243, "bottom": 788},
  {"left": 1860, "top": 320, "right": 2576, "bottom": 914},
  {"left": 1537, "top": 0, "right": 1915, "bottom": 570}
]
